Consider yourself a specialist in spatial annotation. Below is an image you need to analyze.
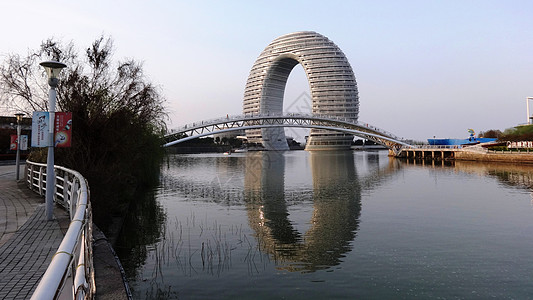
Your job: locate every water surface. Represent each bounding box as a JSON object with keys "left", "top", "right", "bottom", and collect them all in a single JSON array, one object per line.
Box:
[{"left": 117, "top": 151, "right": 533, "bottom": 299}]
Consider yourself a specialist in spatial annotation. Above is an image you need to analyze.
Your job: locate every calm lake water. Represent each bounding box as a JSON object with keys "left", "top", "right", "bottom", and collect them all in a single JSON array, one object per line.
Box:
[{"left": 116, "top": 151, "right": 533, "bottom": 299}]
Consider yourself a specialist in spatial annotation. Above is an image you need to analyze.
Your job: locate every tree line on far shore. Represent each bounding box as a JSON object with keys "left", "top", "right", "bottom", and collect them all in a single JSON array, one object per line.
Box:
[{"left": 479, "top": 125, "right": 533, "bottom": 142}]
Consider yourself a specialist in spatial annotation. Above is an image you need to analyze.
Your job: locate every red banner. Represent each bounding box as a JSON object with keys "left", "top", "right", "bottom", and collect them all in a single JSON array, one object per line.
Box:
[
  {"left": 10, "top": 135, "right": 18, "bottom": 150},
  {"left": 54, "top": 112, "right": 72, "bottom": 147}
]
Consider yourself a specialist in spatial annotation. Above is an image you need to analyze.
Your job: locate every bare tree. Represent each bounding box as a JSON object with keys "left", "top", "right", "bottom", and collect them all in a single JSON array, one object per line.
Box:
[
  {"left": 0, "top": 39, "right": 77, "bottom": 113},
  {"left": 0, "top": 36, "right": 167, "bottom": 228}
]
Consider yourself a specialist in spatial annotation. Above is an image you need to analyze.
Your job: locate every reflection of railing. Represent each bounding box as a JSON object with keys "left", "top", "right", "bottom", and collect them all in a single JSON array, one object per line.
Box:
[{"left": 26, "top": 161, "right": 95, "bottom": 299}]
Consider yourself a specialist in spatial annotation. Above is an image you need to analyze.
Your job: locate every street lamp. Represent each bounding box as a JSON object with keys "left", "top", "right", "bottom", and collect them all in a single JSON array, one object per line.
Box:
[
  {"left": 14, "top": 113, "right": 24, "bottom": 180},
  {"left": 40, "top": 60, "right": 67, "bottom": 221}
]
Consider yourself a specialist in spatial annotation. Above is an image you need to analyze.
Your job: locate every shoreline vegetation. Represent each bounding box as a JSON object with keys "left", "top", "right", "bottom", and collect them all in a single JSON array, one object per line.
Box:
[{"left": 0, "top": 37, "right": 166, "bottom": 238}]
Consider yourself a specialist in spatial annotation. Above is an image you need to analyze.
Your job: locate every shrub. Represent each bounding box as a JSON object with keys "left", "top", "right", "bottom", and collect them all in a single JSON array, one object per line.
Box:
[{"left": 0, "top": 37, "right": 167, "bottom": 230}]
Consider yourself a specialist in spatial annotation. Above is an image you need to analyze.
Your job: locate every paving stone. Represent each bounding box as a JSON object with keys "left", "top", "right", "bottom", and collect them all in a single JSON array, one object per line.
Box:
[
  {"left": 0, "top": 165, "right": 130, "bottom": 300},
  {"left": 0, "top": 178, "right": 63, "bottom": 299}
]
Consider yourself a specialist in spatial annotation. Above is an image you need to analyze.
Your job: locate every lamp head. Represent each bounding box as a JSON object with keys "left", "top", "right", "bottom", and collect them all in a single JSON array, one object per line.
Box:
[
  {"left": 40, "top": 61, "right": 67, "bottom": 88},
  {"left": 14, "top": 113, "right": 24, "bottom": 122}
]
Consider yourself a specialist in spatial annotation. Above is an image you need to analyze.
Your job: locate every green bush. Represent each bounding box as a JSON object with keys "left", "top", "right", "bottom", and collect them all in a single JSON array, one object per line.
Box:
[{"left": 499, "top": 125, "right": 533, "bottom": 142}]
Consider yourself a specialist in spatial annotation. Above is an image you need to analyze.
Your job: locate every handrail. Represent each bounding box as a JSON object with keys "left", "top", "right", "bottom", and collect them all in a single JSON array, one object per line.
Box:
[
  {"left": 26, "top": 161, "right": 95, "bottom": 300},
  {"left": 165, "top": 113, "right": 406, "bottom": 146},
  {"left": 410, "top": 145, "right": 464, "bottom": 149}
]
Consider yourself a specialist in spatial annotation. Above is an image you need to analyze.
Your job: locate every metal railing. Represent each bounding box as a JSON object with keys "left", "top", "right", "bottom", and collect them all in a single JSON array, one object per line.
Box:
[
  {"left": 409, "top": 145, "right": 464, "bottom": 149},
  {"left": 26, "top": 161, "right": 95, "bottom": 300},
  {"left": 165, "top": 113, "right": 408, "bottom": 147},
  {"left": 488, "top": 149, "right": 533, "bottom": 154}
]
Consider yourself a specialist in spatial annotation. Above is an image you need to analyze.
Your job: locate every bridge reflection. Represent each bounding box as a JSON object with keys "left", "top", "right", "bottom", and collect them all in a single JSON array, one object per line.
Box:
[
  {"left": 243, "top": 152, "right": 368, "bottom": 272},
  {"left": 157, "top": 152, "right": 400, "bottom": 273},
  {"left": 120, "top": 154, "right": 533, "bottom": 283},
  {"left": 241, "top": 152, "right": 533, "bottom": 274}
]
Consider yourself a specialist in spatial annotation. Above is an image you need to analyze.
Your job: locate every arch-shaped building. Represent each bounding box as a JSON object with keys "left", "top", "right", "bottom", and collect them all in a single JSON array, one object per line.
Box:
[{"left": 243, "top": 31, "right": 359, "bottom": 150}]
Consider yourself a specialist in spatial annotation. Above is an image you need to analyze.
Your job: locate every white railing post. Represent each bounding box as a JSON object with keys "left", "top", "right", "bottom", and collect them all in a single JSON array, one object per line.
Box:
[
  {"left": 62, "top": 172, "right": 69, "bottom": 207},
  {"left": 70, "top": 179, "right": 79, "bottom": 220},
  {"left": 38, "top": 166, "right": 45, "bottom": 196},
  {"left": 28, "top": 164, "right": 34, "bottom": 192}
]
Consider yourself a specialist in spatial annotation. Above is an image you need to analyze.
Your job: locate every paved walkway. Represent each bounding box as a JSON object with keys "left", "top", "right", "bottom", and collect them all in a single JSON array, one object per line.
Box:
[{"left": 0, "top": 164, "right": 65, "bottom": 299}]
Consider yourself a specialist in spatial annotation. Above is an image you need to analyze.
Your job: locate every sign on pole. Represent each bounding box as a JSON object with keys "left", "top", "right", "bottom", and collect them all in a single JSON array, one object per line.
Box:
[
  {"left": 31, "top": 111, "right": 72, "bottom": 148},
  {"left": 54, "top": 112, "right": 72, "bottom": 147},
  {"left": 19, "top": 135, "right": 28, "bottom": 150},
  {"left": 11, "top": 135, "right": 29, "bottom": 150},
  {"left": 31, "top": 112, "right": 50, "bottom": 147},
  {"left": 10, "top": 135, "right": 17, "bottom": 150}
]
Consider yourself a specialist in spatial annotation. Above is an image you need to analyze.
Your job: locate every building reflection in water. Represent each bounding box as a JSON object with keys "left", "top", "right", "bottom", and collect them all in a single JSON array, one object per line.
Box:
[{"left": 244, "top": 151, "right": 362, "bottom": 273}]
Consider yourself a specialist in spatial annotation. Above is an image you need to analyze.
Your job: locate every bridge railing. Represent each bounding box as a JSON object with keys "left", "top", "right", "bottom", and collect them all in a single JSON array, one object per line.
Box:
[
  {"left": 167, "top": 113, "right": 404, "bottom": 142},
  {"left": 26, "top": 161, "right": 95, "bottom": 300},
  {"left": 355, "top": 120, "right": 403, "bottom": 141},
  {"left": 409, "top": 145, "right": 464, "bottom": 149}
]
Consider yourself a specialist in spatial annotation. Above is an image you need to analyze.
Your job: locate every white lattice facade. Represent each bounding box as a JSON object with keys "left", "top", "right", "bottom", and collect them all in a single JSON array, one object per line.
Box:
[{"left": 243, "top": 31, "right": 359, "bottom": 150}]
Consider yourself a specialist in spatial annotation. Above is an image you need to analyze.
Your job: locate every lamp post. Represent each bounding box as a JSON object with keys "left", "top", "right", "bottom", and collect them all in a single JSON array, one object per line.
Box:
[
  {"left": 14, "top": 113, "right": 24, "bottom": 180},
  {"left": 40, "top": 60, "right": 67, "bottom": 221}
]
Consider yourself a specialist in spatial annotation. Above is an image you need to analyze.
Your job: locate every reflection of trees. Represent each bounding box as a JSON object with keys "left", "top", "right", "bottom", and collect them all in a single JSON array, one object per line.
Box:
[
  {"left": 244, "top": 151, "right": 363, "bottom": 272},
  {"left": 403, "top": 158, "right": 533, "bottom": 191},
  {"left": 454, "top": 161, "right": 533, "bottom": 190},
  {"left": 401, "top": 159, "right": 533, "bottom": 201},
  {"left": 115, "top": 187, "right": 166, "bottom": 280}
]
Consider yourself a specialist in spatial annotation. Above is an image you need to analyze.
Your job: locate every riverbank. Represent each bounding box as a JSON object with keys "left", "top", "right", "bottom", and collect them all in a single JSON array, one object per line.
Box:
[
  {"left": 396, "top": 146, "right": 533, "bottom": 164},
  {"left": 455, "top": 150, "right": 533, "bottom": 163}
]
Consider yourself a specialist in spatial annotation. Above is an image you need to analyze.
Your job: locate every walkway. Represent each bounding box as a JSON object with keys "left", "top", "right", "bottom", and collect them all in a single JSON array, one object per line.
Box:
[{"left": 0, "top": 163, "right": 66, "bottom": 299}]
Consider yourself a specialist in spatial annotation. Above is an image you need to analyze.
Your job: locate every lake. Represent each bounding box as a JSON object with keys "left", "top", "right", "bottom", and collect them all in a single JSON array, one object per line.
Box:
[{"left": 116, "top": 150, "right": 533, "bottom": 299}]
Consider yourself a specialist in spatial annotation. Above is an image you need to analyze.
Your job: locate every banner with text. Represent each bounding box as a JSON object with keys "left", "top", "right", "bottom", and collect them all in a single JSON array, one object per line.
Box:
[
  {"left": 31, "top": 112, "right": 50, "bottom": 147},
  {"left": 10, "top": 135, "right": 17, "bottom": 150},
  {"left": 54, "top": 112, "right": 72, "bottom": 147},
  {"left": 10, "top": 135, "right": 28, "bottom": 151},
  {"left": 19, "top": 135, "right": 28, "bottom": 150}
]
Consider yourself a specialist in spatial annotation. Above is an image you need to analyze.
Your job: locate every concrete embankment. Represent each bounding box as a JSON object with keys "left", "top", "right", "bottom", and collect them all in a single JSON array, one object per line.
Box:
[
  {"left": 93, "top": 226, "right": 131, "bottom": 300},
  {"left": 455, "top": 151, "right": 533, "bottom": 164},
  {"left": 396, "top": 147, "right": 533, "bottom": 164}
]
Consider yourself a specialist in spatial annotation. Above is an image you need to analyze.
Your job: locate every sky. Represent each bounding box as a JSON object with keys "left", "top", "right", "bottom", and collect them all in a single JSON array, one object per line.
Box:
[{"left": 0, "top": 0, "right": 532, "bottom": 141}]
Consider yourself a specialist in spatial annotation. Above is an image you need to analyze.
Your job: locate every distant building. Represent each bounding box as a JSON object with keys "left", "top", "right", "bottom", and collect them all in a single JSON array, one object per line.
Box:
[
  {"left": 0, "top": 116, "right": 32, "bottom": 156},
  {"left": 243, "top": 31, "right": 359, "bottom": 151}
]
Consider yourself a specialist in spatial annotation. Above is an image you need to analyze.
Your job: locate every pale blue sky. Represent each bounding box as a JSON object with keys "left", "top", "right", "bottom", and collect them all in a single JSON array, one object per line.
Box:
[{"left": 1, "top": 0, "right": 532, "bottom": 141}]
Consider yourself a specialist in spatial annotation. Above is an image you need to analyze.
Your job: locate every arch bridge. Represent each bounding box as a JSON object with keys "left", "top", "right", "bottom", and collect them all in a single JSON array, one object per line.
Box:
[{"left": 163, "top": 113, "right": 411, "bottom": 154}]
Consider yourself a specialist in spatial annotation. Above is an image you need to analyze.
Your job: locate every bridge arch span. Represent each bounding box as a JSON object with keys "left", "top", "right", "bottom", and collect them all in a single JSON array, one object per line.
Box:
[
  {"left": 163, "top": 114, "right": 410, "bottom": 151},
  {"left": 243, "top": 31, "right": 359, "bottom": 151}
]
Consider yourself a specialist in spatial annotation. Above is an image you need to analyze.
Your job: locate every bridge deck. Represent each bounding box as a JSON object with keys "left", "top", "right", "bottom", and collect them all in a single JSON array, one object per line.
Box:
[
  {"left": 0, "top": 166, "right": 66, "bottom": 299},
  {"left": 164, "top": 113, "right": 409, "bottom": 149}
]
